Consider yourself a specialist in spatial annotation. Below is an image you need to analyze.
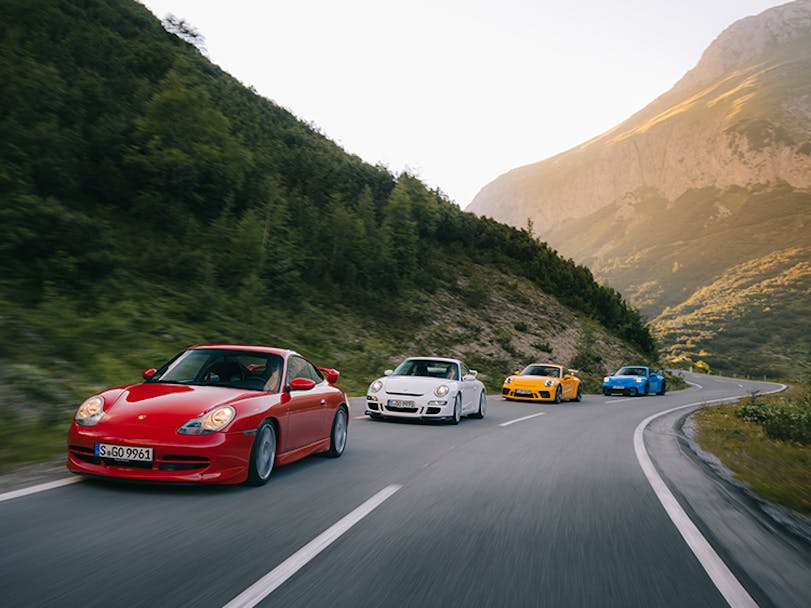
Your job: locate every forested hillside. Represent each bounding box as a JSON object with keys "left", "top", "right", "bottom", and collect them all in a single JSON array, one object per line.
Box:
[{"left": 0, "top": 0, "right": 653, "bottom": 426}]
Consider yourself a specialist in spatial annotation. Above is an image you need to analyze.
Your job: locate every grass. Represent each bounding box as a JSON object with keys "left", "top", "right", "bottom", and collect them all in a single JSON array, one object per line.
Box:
[
  {"left": 691, "top": 395, "right": 811, "bottom": 515},
  {"left": 665, "top": 371, "right": 688, "bottom": 391},
  {"left": 0, "top": 411, "right": 75, "bottom": 473},
  {"left": 0, "top": 265, "right": 649, "bottom": 473}
]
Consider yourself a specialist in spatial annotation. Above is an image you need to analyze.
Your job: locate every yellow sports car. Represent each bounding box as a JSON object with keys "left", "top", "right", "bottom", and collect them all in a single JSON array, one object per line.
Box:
[{"left": 502, "top": 363, "right": 582, "bottom": 403}]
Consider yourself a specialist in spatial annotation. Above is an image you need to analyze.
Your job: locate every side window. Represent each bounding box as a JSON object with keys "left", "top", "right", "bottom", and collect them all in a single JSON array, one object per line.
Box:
[
  {"left": 287, "top": 356, "right": 323, "bottom": 384},
  {"left": 302, "top": 359, "right": 323, "bottom": 382},
  {"left": 460, "top": 363, "right": 469, "bottom": 378},
  {"left": 286, "top": 357, "right": 304, "bottom": 385}
]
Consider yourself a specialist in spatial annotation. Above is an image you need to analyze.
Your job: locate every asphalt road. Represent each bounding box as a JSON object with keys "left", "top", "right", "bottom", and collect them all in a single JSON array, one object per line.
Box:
[{"left": 1, "top": 373, "right": 809, "bottom": 607}]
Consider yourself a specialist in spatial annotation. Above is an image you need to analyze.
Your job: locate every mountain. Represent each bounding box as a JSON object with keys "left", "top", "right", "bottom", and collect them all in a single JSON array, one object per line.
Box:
[
  {"left": 0, "top": 0, "right": 654, "bottom": 456},
  {"left": 468, "top": 0, "right": 811, "bottom": 377}
]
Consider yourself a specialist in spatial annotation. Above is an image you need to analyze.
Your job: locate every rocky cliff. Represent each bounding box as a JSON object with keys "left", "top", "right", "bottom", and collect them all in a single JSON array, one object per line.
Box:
[
  {"left": 468, "top": 0, "right": 811, "bottom": 235},
  {"left": 467, "top": 0, "right": 811, "bottom": 376}
]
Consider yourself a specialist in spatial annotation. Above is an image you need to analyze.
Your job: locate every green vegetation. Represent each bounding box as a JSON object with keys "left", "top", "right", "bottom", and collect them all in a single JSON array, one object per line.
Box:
[
  {"left": 692, "top": 389, "right": 811, "bottom": 514},
  {"left": 663, "top": 371, "right": 688, "bottom": 392},
  {"left": 569, "top": 326, "right": 605, "bottom": 392},
  {"left": 0, "top": 0, "right": 654, "bottom": 470},
  {"left": 553, "top": 184, "right": 811, "bottom": 378},
  {"left": 737, "top": 388, "right": 811, "bottom": 444},
  {"left": 0, "top": 266, "right": 645, "bottom": 471}
]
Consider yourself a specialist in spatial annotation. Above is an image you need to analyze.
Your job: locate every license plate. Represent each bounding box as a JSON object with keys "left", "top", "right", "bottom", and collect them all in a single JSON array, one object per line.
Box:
[
  {"left": 515, "top": 390, "right": 532, "bottom": 397},
  {"left": 95, "top": 443, "right": 153, "bottom": 462},
  {"left": 388, "top": 399, "right": 415, "bottom": 408}
]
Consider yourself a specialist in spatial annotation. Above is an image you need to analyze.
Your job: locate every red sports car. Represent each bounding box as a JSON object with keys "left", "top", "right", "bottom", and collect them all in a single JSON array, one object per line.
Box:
[{"left": 67, "top": 345, "right": 349, "bottom": 485}]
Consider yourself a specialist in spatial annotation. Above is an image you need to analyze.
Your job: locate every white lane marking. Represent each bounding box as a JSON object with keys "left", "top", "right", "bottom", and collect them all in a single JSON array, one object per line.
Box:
[
  {"left": 499, "top": 412, "right": 546, "bottom": 427},
  {"left": 0, "top": 476, "right": 82, "bottom": 504},
  {"left": 633, "top": 380, "right": 786, "bottom": 608},
  {"left": 223, "top": 484, "right": 402, "bottom": 608}
]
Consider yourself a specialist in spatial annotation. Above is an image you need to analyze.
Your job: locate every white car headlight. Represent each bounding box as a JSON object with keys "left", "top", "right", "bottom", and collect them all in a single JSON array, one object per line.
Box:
[
  {"left": 435, "top": 384, "right": 450, "bottom": 397},
  {"left": 370, "top": 379, "right": 383, "bottom": 393},
  {"left": 178, "top": 405, "right": 235, "bottom": 435},
  {"left": 75, "top": 396, "right": 105, "bottom": 426}
]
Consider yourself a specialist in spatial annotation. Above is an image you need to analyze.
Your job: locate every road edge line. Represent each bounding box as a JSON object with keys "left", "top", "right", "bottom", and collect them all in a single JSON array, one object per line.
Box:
[
  {"left": 633, "top": 380, "right": 786, "bottom": 608},
  {"left": 223, "top": 484, "right": 402, "bottom": 608},
  {"left": 0, "top": 476, "right": 82, "bottom": 504}
]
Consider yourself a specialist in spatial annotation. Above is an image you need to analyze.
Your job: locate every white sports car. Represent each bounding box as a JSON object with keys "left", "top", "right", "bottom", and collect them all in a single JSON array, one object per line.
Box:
[{"left": 365, "top": 357, "right": 486, "bottom": 424}]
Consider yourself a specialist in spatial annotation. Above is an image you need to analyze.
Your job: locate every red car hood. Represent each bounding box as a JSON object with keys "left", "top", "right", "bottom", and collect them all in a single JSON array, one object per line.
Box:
[{"left": 100, "top": 383, "right": 260, "bottom": 428}]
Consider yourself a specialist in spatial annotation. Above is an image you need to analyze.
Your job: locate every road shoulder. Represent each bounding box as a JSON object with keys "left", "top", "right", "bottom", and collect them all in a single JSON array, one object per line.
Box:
[{"left": 645, "top": 404, "right": 811, "bottom": 608}]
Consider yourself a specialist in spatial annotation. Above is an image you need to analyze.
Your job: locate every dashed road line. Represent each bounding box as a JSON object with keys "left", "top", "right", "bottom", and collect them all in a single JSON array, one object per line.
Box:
[
  {"left": 499, "top": 412, "right": 546, "bottom": 427},
  {"left": 223, "top": 484, "right": 402, "bottom": 608}
]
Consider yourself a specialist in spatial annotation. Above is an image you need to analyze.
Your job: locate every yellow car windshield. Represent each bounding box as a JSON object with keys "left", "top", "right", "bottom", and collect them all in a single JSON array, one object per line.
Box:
[{"left": 522, "top": 365, "right": 560, "bottom": 377}]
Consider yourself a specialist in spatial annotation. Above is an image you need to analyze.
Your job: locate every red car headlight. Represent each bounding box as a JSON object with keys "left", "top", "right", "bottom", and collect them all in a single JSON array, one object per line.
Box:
[
  {"left": 178, "top": 405, "right": 236, "bottom": 435},
  {"left": 75, "top": 396, "right": 105, "bottom": 426}
]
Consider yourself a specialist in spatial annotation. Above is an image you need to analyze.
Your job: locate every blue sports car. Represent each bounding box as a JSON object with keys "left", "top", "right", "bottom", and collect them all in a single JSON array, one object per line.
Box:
[{"left": 602, "top": 366, "right": 666, "bottom": 397}]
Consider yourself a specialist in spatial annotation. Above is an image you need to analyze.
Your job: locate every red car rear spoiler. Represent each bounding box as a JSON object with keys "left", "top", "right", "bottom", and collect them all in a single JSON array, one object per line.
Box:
[{"left": 318, "top": 367, "right": 340, "bottom": 385}]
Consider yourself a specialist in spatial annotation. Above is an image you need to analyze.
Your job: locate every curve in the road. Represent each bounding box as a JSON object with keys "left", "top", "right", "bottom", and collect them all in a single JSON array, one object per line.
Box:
[{"left": 634, "top": 377, "right": 787, "bottom": 608}]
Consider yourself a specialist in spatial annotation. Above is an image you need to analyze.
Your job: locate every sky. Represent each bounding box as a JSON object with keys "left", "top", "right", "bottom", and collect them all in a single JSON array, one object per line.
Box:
[{"left": 140, "top": 0, "right": 783, "bottom": 207}]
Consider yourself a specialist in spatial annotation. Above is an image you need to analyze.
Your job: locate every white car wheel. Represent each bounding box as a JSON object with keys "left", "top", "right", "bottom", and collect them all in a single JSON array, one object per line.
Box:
[
  {"left": 470, "top": 391, "right": 486, "bottom": 419},
  {"left": 448, "top": 394, "right": 461, "bottom": 425}
]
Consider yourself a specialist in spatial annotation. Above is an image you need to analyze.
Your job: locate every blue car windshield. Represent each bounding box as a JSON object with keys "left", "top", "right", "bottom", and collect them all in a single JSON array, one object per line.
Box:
[{"left": 617, "top": 367, "right": 647, "bottom": 376}]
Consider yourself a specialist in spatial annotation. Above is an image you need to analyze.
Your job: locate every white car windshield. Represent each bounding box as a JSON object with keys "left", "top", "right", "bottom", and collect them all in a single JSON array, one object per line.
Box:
[{"left": 394, "top": 359, "right": 459, "bottom": 380}]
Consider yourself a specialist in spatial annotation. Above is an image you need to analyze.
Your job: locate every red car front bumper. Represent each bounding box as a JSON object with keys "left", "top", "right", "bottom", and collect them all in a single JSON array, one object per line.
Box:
[{"left": 67, "top": 422, "right": 255, "bottom": 484}]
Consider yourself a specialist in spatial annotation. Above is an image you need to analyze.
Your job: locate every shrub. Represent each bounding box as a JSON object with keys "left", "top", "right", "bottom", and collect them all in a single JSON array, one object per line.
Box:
[
  {"left": 736, "top": 392, "right": 811, "bottom": 444},
  {"left": 531, "top": 340, "right": 551, "bottom": 352}
]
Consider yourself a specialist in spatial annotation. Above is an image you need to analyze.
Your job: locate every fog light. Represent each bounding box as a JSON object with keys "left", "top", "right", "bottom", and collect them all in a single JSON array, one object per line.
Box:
[{"left": 428, "top": 400, "right": 447, "bottom": 406}]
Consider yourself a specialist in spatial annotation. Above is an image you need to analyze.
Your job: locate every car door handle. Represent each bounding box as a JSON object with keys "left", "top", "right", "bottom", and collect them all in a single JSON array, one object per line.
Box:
[{"left": 320, "top": 399, "right": 327, "bottom": 406}]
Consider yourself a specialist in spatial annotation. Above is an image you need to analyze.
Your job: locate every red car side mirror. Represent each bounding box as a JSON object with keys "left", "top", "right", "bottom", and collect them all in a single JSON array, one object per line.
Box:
[
  {"left": 289, "top": 378, "right": 316, "bottom": 391},
  {"left": 142, "top": 368, "right": 157, "bottom": 380}
]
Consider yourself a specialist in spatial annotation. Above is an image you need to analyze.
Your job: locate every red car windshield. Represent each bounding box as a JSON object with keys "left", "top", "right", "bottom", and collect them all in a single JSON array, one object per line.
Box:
[{"left": 149, "top": 349, "right": 284, "bottom": 392}]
